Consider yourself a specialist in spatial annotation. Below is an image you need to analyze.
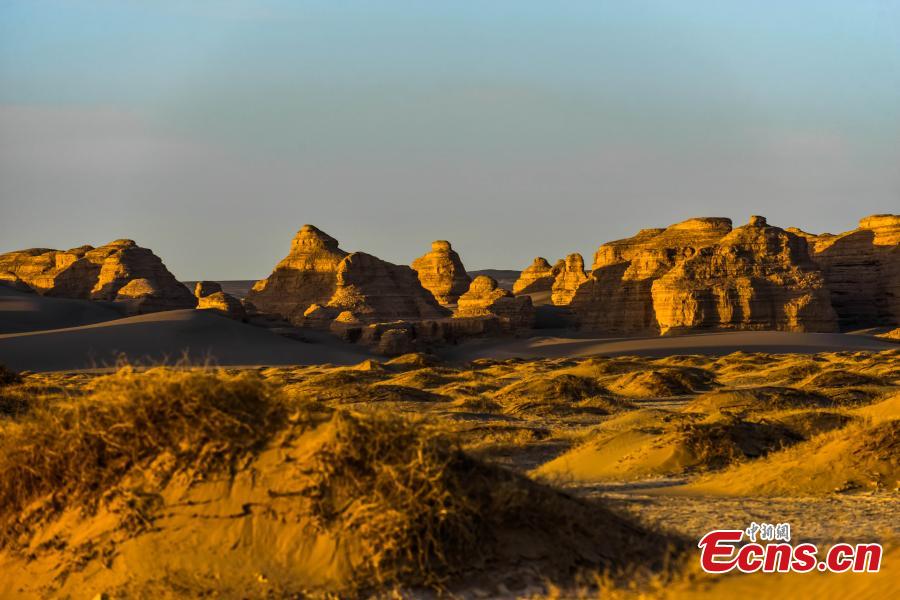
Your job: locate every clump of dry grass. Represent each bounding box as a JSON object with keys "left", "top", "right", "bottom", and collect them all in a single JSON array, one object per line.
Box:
[
  {"left": 492, "top": 374, "right": 623, "bottom": 416},
  {"left": 607, "top": 367, "right": 716, "bottom": 399},
  {"left": 675, "top": 417, "right": 803, "bottom": 469},
  {"left": 297, "top": 409, "right": 678, "bottom": 591},
  {"left": 0, "top": 367, "right": 288, "bottom": 539},
  {"left": 0, "top": 365, "right": 22, "bottom": 387}
]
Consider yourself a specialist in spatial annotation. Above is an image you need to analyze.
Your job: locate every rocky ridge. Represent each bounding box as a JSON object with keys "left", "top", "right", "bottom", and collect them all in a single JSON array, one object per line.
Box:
[
  {"left": 247, "top": 225, "right": 449, "bottom": 327},
  {"left": 0, "top": 240, "right": 195, "bottom": 313},
  {"left": 650, "top": 216, "right": 837, "bottom": 334},
  {"left": 789, "top": 214, "right": 900, "bottom": 328}
]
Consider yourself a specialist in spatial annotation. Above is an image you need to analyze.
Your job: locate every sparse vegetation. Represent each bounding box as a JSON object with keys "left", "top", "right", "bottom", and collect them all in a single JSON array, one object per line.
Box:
[
  {"left": 0, "top": 349, "right": 897, "bottom": 597},
  {"left": 0, "top": 367, "right": 288, "bottom": 538}
]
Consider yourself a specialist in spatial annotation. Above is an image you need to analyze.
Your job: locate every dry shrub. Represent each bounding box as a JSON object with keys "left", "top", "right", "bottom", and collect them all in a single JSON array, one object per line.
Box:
[
  {"left": 297, "top": 410, "right": 677, "bottom": 590},
  {"left": 676, "top": 417, "right": 803, "bottom": 469},
  {"left": 802, "top": 370, "right": 885, "bottom": 388},
  {"left": 683, "top": 386, "right": 833, "bottom": 415},
  {"left": 0, "top": 367, "right": 287, "bottom": 535},
  {"left": 0, "top": 365, "right": 22, "bottom": 387},
  {"left": 608, "top": 367, "right": 715, "bottom": 399}
]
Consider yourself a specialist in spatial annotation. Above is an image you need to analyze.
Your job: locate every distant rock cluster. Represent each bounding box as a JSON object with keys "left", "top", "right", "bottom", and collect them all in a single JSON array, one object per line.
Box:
[
  {"left": 0, "top": 239, "right": 195, "bottom": 314},
  {"left": 1, "top": 214, "right": 897, "bottom": 354},
  {"left": 513, "top": 214, "right": 899, "bottom": 335}
]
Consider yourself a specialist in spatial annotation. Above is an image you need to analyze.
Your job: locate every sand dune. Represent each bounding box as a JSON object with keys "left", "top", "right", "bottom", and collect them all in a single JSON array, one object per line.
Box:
[
  {"left": 0, "top": 286, "right": 121, "bottom": 334},
  {"left": 440, "top": 330, "right": 897, "bottom": 361},
  {"left": 0, "top": 309, "right": 370, "bottom": 372}
]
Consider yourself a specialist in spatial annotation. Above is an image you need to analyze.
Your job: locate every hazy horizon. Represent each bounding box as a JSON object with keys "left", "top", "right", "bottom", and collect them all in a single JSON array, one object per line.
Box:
[{"left": 2, "top": 1, "right": 899, "bottom": 280}]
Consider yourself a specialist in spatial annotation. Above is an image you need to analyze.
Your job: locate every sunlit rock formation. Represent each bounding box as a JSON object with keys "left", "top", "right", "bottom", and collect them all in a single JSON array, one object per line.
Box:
[
  {"left": 512, "top": 257, "right": 563, "bottom": 295},
  {"left": 651, "top": 216, "right": 838, "bottom": 334},
  {"left": 550, "top": 254, "right": 589, "bottom": 306},
  {"left": 410, "top": 240, "right": 471, "bottom": 305},
  {"left": 0, "top": 239, "right": 195, "bottom": 313},
  {"left": 248, "top": 225, "right": 449, "bottom": 326},
  {"left": 456, "top": 275, "right": 534, "bottom": 329},
  {"left": 789, "top": 214, "right": 900, "bottom": 328}
]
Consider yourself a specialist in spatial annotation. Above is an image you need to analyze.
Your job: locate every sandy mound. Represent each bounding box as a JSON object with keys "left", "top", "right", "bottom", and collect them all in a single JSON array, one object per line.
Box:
[
  {"left": 607, "top": 367, "right": 716, "bottom": 399},
  {"left": 800, "top": 369, "right": 886, "bottom": 388},
  {"left": 878, "top": 327, "right": 900, "bottom": 341},
  {"left": 0, "top": 286, "right": 121, "bottom": 334},
  {"left": 686, "top": 395, "right": 899, "bottom": 496},
  {"left": 683, "top": 387, "right": 834, "bottom": 415},
  {"left": 854, "top": 392, "right": 900, "bottom": 423},
  {"left": 535, "top": 410, "right": 802, "bottom": 482},
  {"left": 0, "top": 309, "right": 371, "bottom": 372},
  {"left": 381, "top": 366, "right": 463, "bottom": 389},
  {"left": 491, "top": 374, "right": 626, "bottom": 417},
  {"left": 0, "top": 368, "right": 676, "bottom": 597},
  {"left": 384, "top": 352, "right": 442, "bottom": 370}
]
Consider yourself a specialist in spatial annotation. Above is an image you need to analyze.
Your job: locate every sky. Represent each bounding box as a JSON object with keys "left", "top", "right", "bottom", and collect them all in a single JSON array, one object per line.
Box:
[{"left": 1, "top": 1, "right": 899, "bottom": 280}]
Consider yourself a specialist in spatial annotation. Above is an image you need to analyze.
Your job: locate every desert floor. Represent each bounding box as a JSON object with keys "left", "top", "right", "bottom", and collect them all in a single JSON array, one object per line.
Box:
[{"left": 0, "top": 342, "right": 897, "bottom": 598}]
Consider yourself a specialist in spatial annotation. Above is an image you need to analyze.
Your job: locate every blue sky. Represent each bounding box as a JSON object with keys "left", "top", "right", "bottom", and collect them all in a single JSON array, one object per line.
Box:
[{"left": 1, "top": 1, "right": 898, "bottom": 279}]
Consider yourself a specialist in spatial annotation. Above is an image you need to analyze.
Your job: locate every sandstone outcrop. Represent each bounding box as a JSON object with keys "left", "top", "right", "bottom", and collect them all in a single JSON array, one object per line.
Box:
[
  {"left": 194, "top": 281, "right": 246, "bottom": 320},
  {"left": 0, "top": 272, "right": 31, "bottom": 292},
  {"left": 410, "top": 240, "right": 471, "bottom": 305},
  {"left": 247, "top": 225, "right": 348, "bottom": 321},
  {"left": 197, "top": 291, "right": 247, "bottom": 320},
  {"left": 550, "top": 254, "right": 588, "bottom": 305},
  {"left": 193, "top": 281, "right": 222, "bottom": 298},
  {"left": 250, "top": 226, "right": 450, "bottom": 326},
  {"left": 0, "top": 240, "right": 195, "bottom": 313},
  {"left": 512, "top": 257, "right": 563, "bottom": 295},
  {"left": 456, "top": 275, "right": 534, "bottom": 329},
  {"left": 570, "top": 217, "right": 734, "bottom": 333},
  {"left": 790, "top": 214, "right": 900, "bottom": 328},
  {"left": 650, "top": 217, "right": 837, "bottom": 334},
  {"left": 328, "top": 252, "right": 450, "bottom": 322}
]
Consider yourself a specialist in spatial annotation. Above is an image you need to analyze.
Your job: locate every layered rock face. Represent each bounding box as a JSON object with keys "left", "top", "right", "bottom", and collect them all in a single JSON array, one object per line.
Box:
[
  {"left": 0, "top": 240, "right": 195, "bottom": 313},
  {"left": 328, "top": 252, "right": 449, "bottom": 322},
  {"left": 456, "top": 275, "right": 534, "bottom": 329},
  {"left": 410, "top": 240, "right": 471, "bottom": 305},
  {"left": 570, "top": 218, "right": 733, "bottom": 332},
  {"left": 650, "top": 217, "right": 837, "bottom": 334},
  {"left": 512, "top": 257, "right": 563, "bottom": 295},
  {"left": 550, "top": 254, "right": 588, "bottom": 305},
  {"left": 197, "top": 292, "right": 247, "bottom": 320},
  {"left": 790, "top": 214, "right": 900, "bottom": 328},
  {"left": 247, "top": 225, "right": 348, "bottom": 321},
  {"left": 249, "top": 225, "right": 449, "bottom": 326},
  {"left": 194, "top": 281, "right": 246, "bottom": 320}
]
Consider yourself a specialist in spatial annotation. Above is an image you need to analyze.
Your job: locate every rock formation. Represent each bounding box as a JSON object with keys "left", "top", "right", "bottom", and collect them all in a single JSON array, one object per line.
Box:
[
  {"left": 194, "top": 280, "right": 245, "bottom": 320},
  {"left": 0, "top": 272, "right": 31, "bottom": 292},
  {"left": 650, "top": 216, "right": 837, "bottom": 334},
  {"left": 571, "top": 218, "right": 733, "bottom": 332},
  {"left": 512, "top": 257, "right": 563, "bottom": 295},
  {"left": 410, "top": 240, "right": 471, "bottom": 305},
  {"left": 193, "top": 281, "right": 222, "bottom": 298},
  {"left": 456, "top": 275, "right": 534, "bottom": 329},
  {"left": 789, "top": 214, "right": 900, "bottom": 328},
  {"left": 197, "top": 291, "right": 247, "bottom": 320},
  {"left": 248, "top": 225, "right": 449, "bottom": 326},
  {"left": 328, "top": 252, "right": 450, "bottom": 323},
  {"left": 246, "top": 225, "right": 348, "bottom": 321},
  {"left": 0, "top": 239, "right": 195, "bottom": 313},
  {"left": 550, "top": 254, "right": 588, "bottom": 305}
]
